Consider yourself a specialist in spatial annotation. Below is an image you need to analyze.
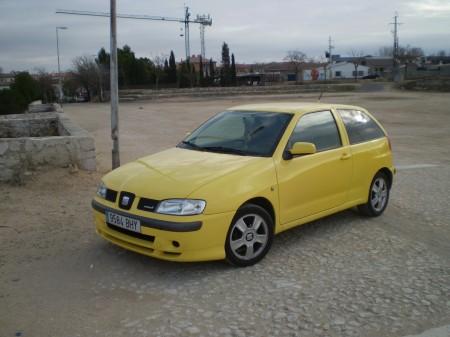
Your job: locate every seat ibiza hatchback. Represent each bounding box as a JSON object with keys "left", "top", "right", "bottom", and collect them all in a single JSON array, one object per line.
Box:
[{"left": 92, "top": 103, "right": 395, "bottom": 266}]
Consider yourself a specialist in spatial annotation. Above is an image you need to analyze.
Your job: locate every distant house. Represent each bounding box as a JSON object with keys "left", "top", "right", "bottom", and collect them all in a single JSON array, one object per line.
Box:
[
  {"left": 184, "top": 55, "right": 216, "bottom": 74},
  {"left": 304, "top": 62, "right": 369, "bottom": 80},
  {"left": 424, "top": 56, "right": 450, "bottom": 65},
  {"left": 333, "top": 55, "right": 394, "bottom": 78},
  {"left": 0, "top": 73, "right": 15, "bottom": 90},
  {"left": 364, "top": 57, "right": 394, "bottom": 77},
  {"left": 236, "top": 62, "right": 324, "bottom": 84}
]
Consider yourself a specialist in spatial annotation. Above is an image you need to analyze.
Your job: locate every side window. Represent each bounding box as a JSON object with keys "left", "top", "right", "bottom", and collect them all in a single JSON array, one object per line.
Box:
[
  {"left": 337, "top": 109, "right": 385, "bottom": 144},
  {"left": 288, "top": 111, "right": 341, "bottom": 152}
]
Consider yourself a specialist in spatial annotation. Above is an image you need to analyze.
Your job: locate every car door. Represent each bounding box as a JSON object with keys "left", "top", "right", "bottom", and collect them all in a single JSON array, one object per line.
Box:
[{"left": 276, "top": 110, "right": 353, "bottom": 225}]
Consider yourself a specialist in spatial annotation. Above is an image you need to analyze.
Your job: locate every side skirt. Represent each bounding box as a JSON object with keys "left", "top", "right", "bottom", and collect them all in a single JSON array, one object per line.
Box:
[{"left": 275, "top": 200, "right": 364, "bottom": 234}]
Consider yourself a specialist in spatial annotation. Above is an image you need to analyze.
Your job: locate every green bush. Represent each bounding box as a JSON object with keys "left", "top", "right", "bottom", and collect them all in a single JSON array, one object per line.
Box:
[
  {"left": 0, "top": 72, "right": 41, "bottom": 115},
  {"left": 0, "top": 88, "right": 27, "bottom": 115}
]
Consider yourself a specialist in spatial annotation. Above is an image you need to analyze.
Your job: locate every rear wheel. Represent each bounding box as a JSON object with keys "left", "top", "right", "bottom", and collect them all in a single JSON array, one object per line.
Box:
[
  {"left": 358, "top": 171, "right": 390, "bottom": 217},
  {"left": 225, "top": 204, "right": 274, "bottom": 267}
]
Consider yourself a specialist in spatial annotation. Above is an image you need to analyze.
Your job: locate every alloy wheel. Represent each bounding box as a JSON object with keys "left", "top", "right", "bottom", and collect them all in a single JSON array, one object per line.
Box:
[{"left": 229, "top": 213, "right": 269, "bottom": 260}]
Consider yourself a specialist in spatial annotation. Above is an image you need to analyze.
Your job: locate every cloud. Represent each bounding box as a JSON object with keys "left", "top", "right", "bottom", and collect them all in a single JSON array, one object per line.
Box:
[
  {"left": 0, "top": 0, "right": 449, "bottom": 72},
  {"left": 407, "top": 0, "right": 450, "bottom": 17}
]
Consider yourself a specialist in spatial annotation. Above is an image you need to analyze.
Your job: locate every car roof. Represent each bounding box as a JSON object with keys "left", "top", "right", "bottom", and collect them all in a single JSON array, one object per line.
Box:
[{"left": 227, "top": 102, "right": 364, "bottom": 115}]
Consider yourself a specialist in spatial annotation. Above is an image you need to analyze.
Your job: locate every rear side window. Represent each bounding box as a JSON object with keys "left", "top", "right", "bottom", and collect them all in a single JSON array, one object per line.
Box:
[
  {"left": 288, "top": 110, "right": 341, "bottom": 152},
  {"left": 337, "top": 109, "right": 385, "bottom": 144}
]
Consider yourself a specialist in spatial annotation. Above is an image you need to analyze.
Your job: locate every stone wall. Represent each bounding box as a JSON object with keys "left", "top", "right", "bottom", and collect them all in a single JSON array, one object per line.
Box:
[
  {"left": 0, "top": 112, "right": 59, "bottom": 138},
  {"left": 0, "top": 112, "right": 96, "bottom": 183}
]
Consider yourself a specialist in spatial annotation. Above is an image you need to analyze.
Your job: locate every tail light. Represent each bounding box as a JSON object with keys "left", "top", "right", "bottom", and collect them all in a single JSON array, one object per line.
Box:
[{"left": 387, "top": 137, "right": 392, "bottom": 151}]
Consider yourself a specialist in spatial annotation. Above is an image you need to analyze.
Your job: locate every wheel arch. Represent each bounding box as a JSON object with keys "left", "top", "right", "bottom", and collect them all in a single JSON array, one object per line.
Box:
[
  {"left": 378, "top": 167, "right": 393, "bottom": 188},
  {"left": 240, "top": 197, "right": 276, "bottom": 225}
]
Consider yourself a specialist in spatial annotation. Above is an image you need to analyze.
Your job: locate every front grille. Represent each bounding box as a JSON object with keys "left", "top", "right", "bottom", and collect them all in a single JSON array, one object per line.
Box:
[
  {"left": 137, "top": 197, "right": 159, "bottom": 213},
  {"left": 118, "top": 191, "right": 135, "bottom": 210},
  {"left": 107, "top": 223, "right": 155, "bottom": 242},
  {"left": 105, "top": 189, "right": 118, "bottom": 202}
]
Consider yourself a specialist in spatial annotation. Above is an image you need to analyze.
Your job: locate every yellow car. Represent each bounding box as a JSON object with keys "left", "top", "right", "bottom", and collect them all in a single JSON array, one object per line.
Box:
[{"left": 92, "top": 103, "right": 395, "bottom": 266}]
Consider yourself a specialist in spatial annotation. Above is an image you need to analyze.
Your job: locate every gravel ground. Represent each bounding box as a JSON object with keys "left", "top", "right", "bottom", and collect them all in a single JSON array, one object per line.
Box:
[{"left": 1, "top": 90, "right": 449, "bottom": 337}]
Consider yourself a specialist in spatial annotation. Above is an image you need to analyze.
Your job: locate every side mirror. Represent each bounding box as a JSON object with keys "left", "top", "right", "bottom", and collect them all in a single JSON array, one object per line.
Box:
[{"left": 284, "top": 142, "right": 316, "bottom": 160}]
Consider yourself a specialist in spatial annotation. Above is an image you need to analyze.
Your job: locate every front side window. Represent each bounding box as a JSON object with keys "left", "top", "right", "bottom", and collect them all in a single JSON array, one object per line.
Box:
[
  {"left": 287, "top": 110, "right": 341, "bottom": 152},
  {"left": 337, "top": 109, "right": 385, "bottom": 144},
  {"left": 179, "top": 111, "right": 293, "bottom": 157}
]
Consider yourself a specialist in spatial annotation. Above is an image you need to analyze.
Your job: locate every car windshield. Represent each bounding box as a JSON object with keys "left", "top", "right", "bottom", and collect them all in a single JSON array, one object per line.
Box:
[{"left": 178, "top": 110, "right": 293, "bottom": 157}]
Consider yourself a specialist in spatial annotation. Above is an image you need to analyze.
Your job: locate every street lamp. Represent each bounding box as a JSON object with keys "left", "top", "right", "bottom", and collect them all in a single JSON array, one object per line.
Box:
[{"left": 56, "top": 26, "right": 68, "bottom": 103}]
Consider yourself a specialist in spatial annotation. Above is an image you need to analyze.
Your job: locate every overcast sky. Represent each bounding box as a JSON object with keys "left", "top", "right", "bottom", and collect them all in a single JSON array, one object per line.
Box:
[{"left": 1, "top": 0, "right": 449, "bottom": 72}]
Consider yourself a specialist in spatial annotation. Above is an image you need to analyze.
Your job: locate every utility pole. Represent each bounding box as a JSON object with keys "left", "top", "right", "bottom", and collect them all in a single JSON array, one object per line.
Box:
[
  {"left": 110, "top": 0, "right": 120, "bottom": 169},
  {"left": 328, "top": 36, "right": 334, "bottom": 80},
  {"left": 390, "top": 12, "right": 402, "bottom": 82},
  {"left": 184, "top": 6, "right": 191, "bottom": 62}
]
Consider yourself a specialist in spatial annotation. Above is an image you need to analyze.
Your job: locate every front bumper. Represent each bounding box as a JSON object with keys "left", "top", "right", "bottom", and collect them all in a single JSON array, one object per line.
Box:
[{"left": 92, "top": 198, "right": 234, "bottom": 262}]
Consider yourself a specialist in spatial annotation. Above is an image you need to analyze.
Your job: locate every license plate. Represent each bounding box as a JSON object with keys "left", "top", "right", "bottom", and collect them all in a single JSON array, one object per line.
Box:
[{"left": 106, "top": 211, "right": 141, "bottom": 233}]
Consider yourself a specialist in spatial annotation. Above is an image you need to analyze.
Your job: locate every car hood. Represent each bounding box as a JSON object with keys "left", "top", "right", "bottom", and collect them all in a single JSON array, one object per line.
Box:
[{"left": 103, "top": 147, "right": 262, "bottom": 199}]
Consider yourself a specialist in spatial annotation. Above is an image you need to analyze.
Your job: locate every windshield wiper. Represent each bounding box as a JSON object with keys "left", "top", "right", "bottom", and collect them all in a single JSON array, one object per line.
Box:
[
  {"left": 180, "top": 140, "right": 205, "bottom": 151},
  {"left": 202, "top": 146, "right": 251, "bottom": 156}
]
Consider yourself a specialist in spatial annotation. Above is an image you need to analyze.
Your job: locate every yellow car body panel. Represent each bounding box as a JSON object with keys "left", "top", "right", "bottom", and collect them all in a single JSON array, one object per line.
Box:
[{"left": 93, "top": 102, "right": 395, "bottom": 262}]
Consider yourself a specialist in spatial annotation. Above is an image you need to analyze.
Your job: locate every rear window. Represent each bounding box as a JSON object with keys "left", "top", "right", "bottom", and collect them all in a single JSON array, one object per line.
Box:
[{"left": 337, "top": 109, "right": 385, "bottom": 144}]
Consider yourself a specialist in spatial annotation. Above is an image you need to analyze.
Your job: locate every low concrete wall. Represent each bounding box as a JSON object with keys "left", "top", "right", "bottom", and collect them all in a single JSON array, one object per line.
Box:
[
  {"left": 119, "top": 83, "right": 359, "bottom": 101},
  {"left": 0, "top": 112, "right": 96, "bottom": 183}
]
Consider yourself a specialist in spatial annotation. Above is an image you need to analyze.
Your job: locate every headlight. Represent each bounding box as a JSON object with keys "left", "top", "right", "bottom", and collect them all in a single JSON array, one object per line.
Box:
[
  {"left": 156, "top": 199, "right": 206, "bottom": 216},
  {"left": 96, "top": 181, "right": 107, "bottom": 199}
]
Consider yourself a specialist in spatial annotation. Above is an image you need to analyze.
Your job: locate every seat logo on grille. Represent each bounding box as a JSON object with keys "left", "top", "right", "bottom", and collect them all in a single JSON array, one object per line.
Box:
[{"left": 121, "top": 196, "right": 130, "bottom": 206}]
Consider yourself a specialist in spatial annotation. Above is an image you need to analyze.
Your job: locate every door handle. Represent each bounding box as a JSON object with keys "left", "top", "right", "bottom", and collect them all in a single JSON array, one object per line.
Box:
[{"left": 341, "top": 152, "right": 352, "bottom": 160}]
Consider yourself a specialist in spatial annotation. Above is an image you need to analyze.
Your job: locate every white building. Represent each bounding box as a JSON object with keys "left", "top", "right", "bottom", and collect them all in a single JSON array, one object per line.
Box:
[{"left": 304, "top": 62, "right": 370, "bottom": 80}]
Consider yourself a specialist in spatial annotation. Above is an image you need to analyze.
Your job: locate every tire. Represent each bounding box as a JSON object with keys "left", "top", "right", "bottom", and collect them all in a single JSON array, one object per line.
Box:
[
  {"left": 358, "top": 171, "right": 390, "bottom": 217},
  {"left": 225, "top": 204, "right": 274, "bottom": 267}
]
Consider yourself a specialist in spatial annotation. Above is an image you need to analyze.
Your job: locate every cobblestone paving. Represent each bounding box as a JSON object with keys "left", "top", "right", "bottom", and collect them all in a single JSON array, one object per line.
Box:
[{"left": 1, "top": 92, "right": 450, "bottom": 337}]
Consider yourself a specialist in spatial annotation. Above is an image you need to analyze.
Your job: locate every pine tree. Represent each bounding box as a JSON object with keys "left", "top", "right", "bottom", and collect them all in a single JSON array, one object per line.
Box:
[
  {"left": 163, "top": 59, "right": 169, "bottom": 84},
  {"left": 209, "top": 58, "right": 215, "bottom": 85},
  {"left": 199, "top": 56, "right": 204, "bottom": 87},
  {"left": 191, "top": 63, "right": 196, "bottom": 87},
  {"left": 168, "top": 50, "right": 177, "bottom": 84},
  {"left": 220, "top": 42, "right": 231, "bottom": 86},
  {"left": 231, "top": 53, "right": 237, "bottom": 86}
]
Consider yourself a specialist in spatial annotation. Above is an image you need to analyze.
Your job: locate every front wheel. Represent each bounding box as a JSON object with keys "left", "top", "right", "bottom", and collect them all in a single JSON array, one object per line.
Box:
[
  {"left": 225, "top": 204, "right": 274, "bottom": 267},
  {"left": 358, "top": 171, "right": 390, "bottom": 217}
]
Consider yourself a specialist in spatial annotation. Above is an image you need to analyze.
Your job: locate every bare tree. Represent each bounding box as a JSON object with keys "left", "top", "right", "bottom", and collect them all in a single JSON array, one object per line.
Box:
[
  {"left": 251, "top": 62, "right": 266, "bottom": 74},
  {"left": 72, "top": 56, "right": 101, "bottom": 101},
  {"left": 152, "top": 55, "right": 167, "bottom": 90},
  {"left": 284, "top": 50, "right": 307, "bottom": 83},
  {"left": 350, "top": 50, "right": 365, "bottom": 81},
  {"left": 0, "top": 66, "right": 3, "bottom": 74},
  {"left": 398, "top": 45, "right": 424, "bottom": 78},
  {"left": 34, "top": 68, "right": 57, "bottom": 103},
  {"left": 437, "top": 50, "right": 447, "bottom": 57}
]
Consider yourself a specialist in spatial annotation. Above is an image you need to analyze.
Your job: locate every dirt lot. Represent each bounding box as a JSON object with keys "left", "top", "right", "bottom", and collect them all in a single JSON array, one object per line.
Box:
[{"left": 1, "top": 91, "right": 450, "bottom": 337}]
